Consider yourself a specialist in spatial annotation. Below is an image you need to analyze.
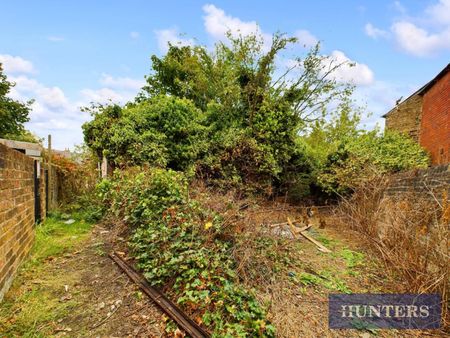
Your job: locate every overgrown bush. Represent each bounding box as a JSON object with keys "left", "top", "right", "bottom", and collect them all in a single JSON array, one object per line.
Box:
[
  {"left": 49, "top": 150, "right": 99, "bottom": 206},
  {"left": 83, "top": 96, "right": 206, "bottom": 171},
  {"left": 316, "top": 131, "right": 429, "bottom": 194},
  {"left": 83, "top": 33, "right": 358, "bottom": 197},
  {"left": 100, "top": 168, "right": 275, "bottom": 337}
]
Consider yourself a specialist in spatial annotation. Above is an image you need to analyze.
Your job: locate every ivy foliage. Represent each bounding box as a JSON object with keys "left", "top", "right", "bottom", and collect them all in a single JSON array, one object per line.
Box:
[{"left": 100, "top": 168, "right": 275, "bottom": 337}]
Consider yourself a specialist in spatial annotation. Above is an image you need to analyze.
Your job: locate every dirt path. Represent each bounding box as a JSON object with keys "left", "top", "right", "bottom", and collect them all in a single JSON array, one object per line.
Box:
[
  {"left": 53, "top": 225, "right": 167, "bottom": 337},
  {"left": 0, "top": 223, "right": 166, "bottom": 337}
]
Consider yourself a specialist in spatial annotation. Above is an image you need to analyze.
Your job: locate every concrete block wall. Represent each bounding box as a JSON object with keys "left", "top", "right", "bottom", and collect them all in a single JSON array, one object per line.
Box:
[
  {"left": 385, "top": 164, "right": 450, "bottom": 202},
  {"left": 0, "top": 143, "right": 36, "bottom": 301}
]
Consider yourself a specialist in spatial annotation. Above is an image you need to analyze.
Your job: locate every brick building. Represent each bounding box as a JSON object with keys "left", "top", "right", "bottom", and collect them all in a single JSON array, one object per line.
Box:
[{"left": 383, "top": 63, "right": 449, "bottom": 165}]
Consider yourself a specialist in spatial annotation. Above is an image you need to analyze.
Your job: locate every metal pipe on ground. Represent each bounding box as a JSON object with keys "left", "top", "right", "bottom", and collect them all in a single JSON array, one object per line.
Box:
[{"left": 109, "top": 252, "right": 211, "bottom": 338}]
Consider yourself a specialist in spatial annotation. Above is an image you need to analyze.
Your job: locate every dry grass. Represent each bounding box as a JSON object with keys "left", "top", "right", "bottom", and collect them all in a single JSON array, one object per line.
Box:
[
  {"left": 336, "top": 176, "right": 449, "bottom": 329},
  {"left": 188, "top": 181, "right": 449, "bottom": 336}
]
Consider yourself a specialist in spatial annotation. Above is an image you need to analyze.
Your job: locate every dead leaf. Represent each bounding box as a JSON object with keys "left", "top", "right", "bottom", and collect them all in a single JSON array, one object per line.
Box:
[
  {"left": 59, "top": 294, "right": 72, "bottom": 302},
  {"left": 174, "top": 328, "right": 185, "bottom": 337}
]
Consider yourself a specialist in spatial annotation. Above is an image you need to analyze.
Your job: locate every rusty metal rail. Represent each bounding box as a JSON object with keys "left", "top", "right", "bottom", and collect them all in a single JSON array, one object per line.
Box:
[{"left": 109, "top": 252, "right": 210, "bottom": 338}]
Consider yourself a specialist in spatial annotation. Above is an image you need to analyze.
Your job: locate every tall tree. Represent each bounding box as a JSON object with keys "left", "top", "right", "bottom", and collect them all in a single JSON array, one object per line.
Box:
[{"left": 0, "top": 64, "right": 32, "bottom": 138}]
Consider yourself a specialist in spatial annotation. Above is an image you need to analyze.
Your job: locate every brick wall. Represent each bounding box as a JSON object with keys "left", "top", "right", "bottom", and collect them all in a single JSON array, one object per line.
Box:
[
  {"left": 385, "top": 164, "right": 450, "bottom": 202},
  {"left": 0, "top": 144, "right": 69, "bottom": 301},
  {"left": 420, "top": 71, "right": 450, "bottom": 165},
  {"left": 385, "top": 94, "right": 423, "bottom": 142},
  {"left": 0, "top": 143, "right": 36, "bottom": 301}
]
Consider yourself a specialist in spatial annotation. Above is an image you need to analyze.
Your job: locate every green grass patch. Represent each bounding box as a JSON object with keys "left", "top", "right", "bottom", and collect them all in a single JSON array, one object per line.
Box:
[
  {"left": 315, "top": 233, "right": 338, "bottom": 248},
  {"left": 0, "top": 211, "right": 93, "bottom": 337},
  {"left": 27, "top": 211, "right": 93, "bottom": 267},
  {"left": 294, "top": 270, "right": 352, "bottom": 294},
  {"left": 340, "top": 249, "right": 365, "bottom": 276}
]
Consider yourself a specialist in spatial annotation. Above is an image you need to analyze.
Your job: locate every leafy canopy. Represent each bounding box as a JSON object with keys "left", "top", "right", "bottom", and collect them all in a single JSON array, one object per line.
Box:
[
  {"left": 83, "top": 96, "right": 205, "bottom": 170},
  {"left": 84, "top": 33, "right": 357, "bottom": 194},
  {"left": 0, "top": 64, "right": 32, "bottom": 139},
  {"left": 83, "top": 32, "right": 429, "bottom": 196}
]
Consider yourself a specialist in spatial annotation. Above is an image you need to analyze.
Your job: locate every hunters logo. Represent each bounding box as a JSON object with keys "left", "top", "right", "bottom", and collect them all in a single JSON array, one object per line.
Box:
[{"left": 329, "top": 294, "right": 441, "bottom": 329}]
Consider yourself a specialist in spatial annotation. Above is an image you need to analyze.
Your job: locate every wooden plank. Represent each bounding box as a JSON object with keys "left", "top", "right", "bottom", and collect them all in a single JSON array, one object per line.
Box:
[
  {"left": 287, "top": 218, "right": 331, "bottom": 253},
  {"left": 293, "top": 224, "right": 312, "bottom": 233},
  {"left": 287, "top": 217, "right": 299, "bottom": 239},
  {"left": 299, "top": 231, "right": 331, "bottom": 253},
  {"left": 269, "top": 219, "right": 300, "bottom": 228}
]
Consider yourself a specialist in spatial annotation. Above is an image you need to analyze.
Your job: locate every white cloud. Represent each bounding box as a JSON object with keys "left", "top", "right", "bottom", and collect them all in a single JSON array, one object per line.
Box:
[
  {"left": 155, "top": 28, "right": 194, "bottom": 52},
  {"left": 202, "top": 4, "right": 271, "bottom": 47},
  {"left": 47, "top": 36, "right": 65, "bottom": 42},
  {"left": 295, "top": 30, "right": 318, "bottom": 47},
  {"left": 8, "top": 72, "right": 135, "bottom": 149},
  {"left": 391, "top": 21, "right": 450, "bottom": 57},
  {"left": 0, "top": 54, "right": 34, "bottom": 74},
  {"left": 80, "top": 73, "right": 142, "bottom": 105},
  {"left": 9, "top": 75, "right": 70, "bottom": 111},
  {"left": 364, "top": 23, "right": 389, "bottom": 39},
  {"left": 99, "top": 73, "right": 144, "bottom": 91},
  {"left": 203, "top": 4, "right": 260, "bottom": 39},
  {"left": 7, "top": 72, "right": 92, "bottom": 149},
  {"left": 425, "top": 0, "right": 450, "bottom": 26},
  {"left": 80, "top": 87, "right": 127, "bottom": 104},
  {"left": 369, "top": 0, "right": 450, "bottom": 57},
  {"left": 3, "top": 56, "right": 142, "bottom": 149},
  {"left": 130, "top": 31, "right": 140, "bottom": 40},
  {"left": 324, "top": 50, "right": 374, "bottom": 86}
]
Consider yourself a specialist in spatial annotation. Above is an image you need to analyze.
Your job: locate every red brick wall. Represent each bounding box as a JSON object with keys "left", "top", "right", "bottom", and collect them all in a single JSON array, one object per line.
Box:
[
  {"left": 420, "top": 71, "right": 450, "bottom": 165},
  {"left": 0, "top": 144, "right": 69, "bottom": 301},
  {"left": 0, "top": 143, "right": 36, "bottom": 301}
]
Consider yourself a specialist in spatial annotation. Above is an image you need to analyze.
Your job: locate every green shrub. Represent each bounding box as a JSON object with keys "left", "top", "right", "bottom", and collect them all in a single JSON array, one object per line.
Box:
[
  {"left": 83, "top": 96, "right": 206, "bottom": 170},
  {"left": 318, "top": 131, "right": 429, "bottom": 194},
  {"left": 83, "top": 33, "right": 357, "bottom": 197}
]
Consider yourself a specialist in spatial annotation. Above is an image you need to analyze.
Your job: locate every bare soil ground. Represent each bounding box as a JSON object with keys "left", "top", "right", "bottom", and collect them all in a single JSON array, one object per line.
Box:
[
  {"left": 0, "top": 224, "right": 167, "bottom": 337},
  {"left": 52, "top": 225, "right": 167, "bottom": 337}
]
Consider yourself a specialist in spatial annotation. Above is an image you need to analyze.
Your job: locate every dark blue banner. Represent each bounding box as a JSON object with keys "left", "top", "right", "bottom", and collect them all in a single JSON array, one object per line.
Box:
[{"left": 329, "top": 294, "right": 441, "bottom": 329}]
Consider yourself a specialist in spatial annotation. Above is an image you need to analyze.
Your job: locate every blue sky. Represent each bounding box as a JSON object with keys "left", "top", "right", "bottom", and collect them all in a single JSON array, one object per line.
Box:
[{"left": 1, "top": 0, "right": 449, "bottom": 149}]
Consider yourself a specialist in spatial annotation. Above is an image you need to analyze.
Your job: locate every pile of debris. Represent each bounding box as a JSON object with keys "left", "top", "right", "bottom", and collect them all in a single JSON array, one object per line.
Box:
[{"left": 267, "top": 207, "right": 331, "bottom": 253}]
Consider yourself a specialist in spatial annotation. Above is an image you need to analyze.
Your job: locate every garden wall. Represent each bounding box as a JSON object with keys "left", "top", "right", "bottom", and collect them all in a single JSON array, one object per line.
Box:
[
  {"left": 0, "top": 143, "right": 36, "bottom": 301},
  {"left": 385, "top": 164, "right": 450, "bottom": 202},
  {"left": 0, "top": 143, "right": 64, "bottom": 301}
]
